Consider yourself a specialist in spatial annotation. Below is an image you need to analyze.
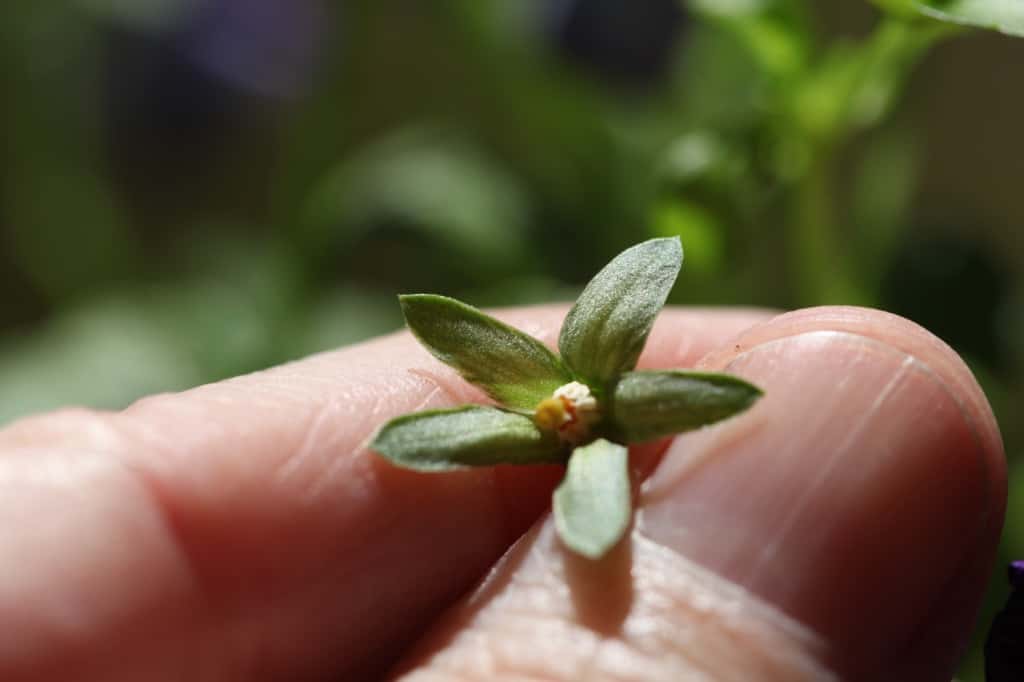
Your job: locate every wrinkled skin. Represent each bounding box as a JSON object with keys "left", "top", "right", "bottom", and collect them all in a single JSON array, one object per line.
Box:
[{"left": 0, "top": 306, "right": 1005, "bottom": 681}]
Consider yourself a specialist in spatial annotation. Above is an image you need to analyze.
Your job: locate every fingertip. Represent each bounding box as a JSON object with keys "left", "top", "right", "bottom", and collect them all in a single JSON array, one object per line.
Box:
[
  {"left": 699, "top": 305, "right": 1004, "bottom": 489},
  {"left": 641, "top": 305, "right": 1006, "bottom": 678}
]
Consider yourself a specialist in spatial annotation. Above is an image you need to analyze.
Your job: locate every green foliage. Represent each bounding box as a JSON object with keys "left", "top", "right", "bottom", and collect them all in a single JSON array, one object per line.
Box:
[
  {"left": 303, "top": 129, "right": 531, "bottom": 279},
  {"left": 911, "top": 1, "right": 1024, "bottom": 36}
]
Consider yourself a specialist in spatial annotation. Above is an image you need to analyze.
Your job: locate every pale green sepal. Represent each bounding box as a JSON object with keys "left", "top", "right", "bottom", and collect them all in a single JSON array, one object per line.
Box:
[
  {"left": 371, "top": 406, "right": 564, "bottom": 471},
  {"left": 609, "top": 370, "right": 762, "bottom": 443},
  {"left": 558, "top": 238, "right": 682, "bottom": 388},
  {"left": 553, "top": 439, "right": 631, "bottom": 559},
  {"left": 400, "top": 294, "right": 572, "bottom": 411}
]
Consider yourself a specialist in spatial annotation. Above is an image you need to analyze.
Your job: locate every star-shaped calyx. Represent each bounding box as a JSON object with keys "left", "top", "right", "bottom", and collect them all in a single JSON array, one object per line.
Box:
[{"left": 371, "top": 238, "right": 762, "bottom": 559}]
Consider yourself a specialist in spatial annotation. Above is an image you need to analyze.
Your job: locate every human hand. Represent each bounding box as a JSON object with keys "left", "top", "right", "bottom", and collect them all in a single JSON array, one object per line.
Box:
[{"left": 0, "top": 306, "right": 1005, "bottom": 681}]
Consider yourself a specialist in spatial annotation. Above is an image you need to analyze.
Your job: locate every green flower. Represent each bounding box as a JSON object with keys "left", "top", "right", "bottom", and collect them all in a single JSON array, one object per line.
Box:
[{"left": 371, "top": 238, "right": 762, "bottom": 559}]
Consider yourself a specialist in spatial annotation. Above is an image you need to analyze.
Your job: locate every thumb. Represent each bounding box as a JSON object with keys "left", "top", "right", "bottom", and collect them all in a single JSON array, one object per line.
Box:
[{"left": 392, "top": 307, "right": 1006, "bottom": 681}]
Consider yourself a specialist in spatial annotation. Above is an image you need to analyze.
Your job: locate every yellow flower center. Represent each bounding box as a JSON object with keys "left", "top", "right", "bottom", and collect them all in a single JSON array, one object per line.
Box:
[
  {"left": 533, "top": 381, "right": 599, "bottom": 444},
  {"left": 534, "top": 397, "right": 569, "bottom": 432}
]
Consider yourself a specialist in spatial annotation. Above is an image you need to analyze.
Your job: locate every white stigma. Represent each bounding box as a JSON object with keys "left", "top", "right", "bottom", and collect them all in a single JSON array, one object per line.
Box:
[{"left": 553, "top": 381, "right": 597, "bottom": 414}]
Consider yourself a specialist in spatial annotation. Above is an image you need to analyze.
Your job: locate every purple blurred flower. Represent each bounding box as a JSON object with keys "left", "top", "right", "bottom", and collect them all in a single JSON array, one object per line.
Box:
[
  {"left": 180, "top": 0, "right": 326, "bottom": 98},
  {"left": 985, "top": 561, "right": 1024, "bottom": 681},
  {"left": 1009, "top": 560, "right": 1024, "bottom": 589},
  {"left": 544, "top": 0, "right": 686, "bottom": 89},
  {"left": 101, "top": 0, "right": 328, "bottom": 182}
]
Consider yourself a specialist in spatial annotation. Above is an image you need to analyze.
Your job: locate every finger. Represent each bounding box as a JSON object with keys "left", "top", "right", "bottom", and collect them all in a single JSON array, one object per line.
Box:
[
  {"left": 394, "top": 306, "right": 1005, "bottom": 681},
  {"left": 0, "top": 305, "right": 773, "bottom": 682}
]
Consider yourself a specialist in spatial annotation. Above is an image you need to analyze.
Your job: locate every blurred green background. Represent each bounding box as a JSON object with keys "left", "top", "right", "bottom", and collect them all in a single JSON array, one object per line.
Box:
[{"left": 1, "top": 1, "right": 1022, "bottom": 676}]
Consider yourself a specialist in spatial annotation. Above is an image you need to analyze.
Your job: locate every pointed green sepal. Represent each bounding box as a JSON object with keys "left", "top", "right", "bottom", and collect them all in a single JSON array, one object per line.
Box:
[
  {"left": 400, "top": 294, "right": 573, "bottom": 411},
  {"left": 609, "top": 370, "right": 762, "bottom": 443},
  {"left": 371, "top": 406, "right": 564, "bottom": 471},
  {"left": 553, "top": 439, "right": 631, "bottom": 559},
  {"left": 558, "top": 238, "right": 682, "bottom": 388}
]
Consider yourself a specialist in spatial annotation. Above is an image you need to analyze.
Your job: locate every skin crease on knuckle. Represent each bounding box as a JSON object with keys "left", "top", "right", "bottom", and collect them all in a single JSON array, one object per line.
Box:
[{"left": 0, "top": 410, "right": 202, "bottom": 681}]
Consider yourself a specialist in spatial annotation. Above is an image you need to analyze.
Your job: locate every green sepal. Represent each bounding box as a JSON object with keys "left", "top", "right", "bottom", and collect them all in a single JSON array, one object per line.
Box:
[
  {"left": 553, "top": 439, "right": 631, "bottom": 560},
  {"left": 370, "top": 405, "right": 565, "bottom": 471},
  {"left": 400, "top": 294, "right": 573, "bottom": 411},
  {"left": 608, "top": 370, "right": 762, "bottom": 443},
  {"left": 558, "top": 238, "right": 682, "bottom": 389}
]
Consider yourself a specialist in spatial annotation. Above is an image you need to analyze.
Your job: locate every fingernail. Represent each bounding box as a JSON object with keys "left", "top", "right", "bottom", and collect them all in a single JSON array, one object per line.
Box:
[{"left": 637, "top": 330, "right": 991, "bottom": 675}]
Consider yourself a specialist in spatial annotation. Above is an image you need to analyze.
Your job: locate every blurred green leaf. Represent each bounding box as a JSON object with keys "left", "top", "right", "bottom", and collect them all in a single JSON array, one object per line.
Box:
[
  {"left": 850, "top": 125, "right": 920, "bottom": 293},
  {"left": 7, "top": 170, "right": 138, "bottom": 299},
  {"left": 3, "top": 4, "right": 140, "bottom": 301},
  {"left": 651, "top": 199, "right": 724, "bottom": 276},
  {"left": 0, "top": 229, "right": 311, "bottom": 427},
  {"left": 166, "top": 231, "right": 302, "bottom": 378},
  {"left": 658, "top": 132, "right": 730, "bottom": 185},
  {"left": 913, "top": 1, "right": 1024, "bottom": 37},
  {"left": 292, "top": 287, "right": 403, "bottom": 356},
  {"left": 304, "top": 129, "right": 530, "bottom": 275},
  {"left": 689, "top": 0, "right": 812, "bottom": 78},
  {"left": 787, "top": 19, "right": 945, "bottom": 143},
  {"left": 0, "top": 297, "right": 203, "bottom": 426},
  {"left": 458, "top": 276, "right": 579, "bottom": 309},
  {"left": 674, "top": 22, "right": 773, "bottom": 128}
]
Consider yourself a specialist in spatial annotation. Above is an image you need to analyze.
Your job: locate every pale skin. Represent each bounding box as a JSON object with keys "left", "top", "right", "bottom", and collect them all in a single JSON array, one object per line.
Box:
[{"left": 0, "top": 305, "right": 1006, "bottom": 681}]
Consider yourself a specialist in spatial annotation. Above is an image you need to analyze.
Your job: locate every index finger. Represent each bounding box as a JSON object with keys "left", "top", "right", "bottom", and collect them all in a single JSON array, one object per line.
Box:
[{"left": 0, "top": 305, "right": 773, "bottom": 681}]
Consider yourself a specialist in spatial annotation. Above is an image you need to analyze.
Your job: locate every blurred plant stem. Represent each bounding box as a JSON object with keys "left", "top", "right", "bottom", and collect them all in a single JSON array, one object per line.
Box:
[
  {"left": 792, "top": 151, "right": 862, "bottom": 304},
  {"left": 782, "top": 16, "right": 948, "bottom": 306}
]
